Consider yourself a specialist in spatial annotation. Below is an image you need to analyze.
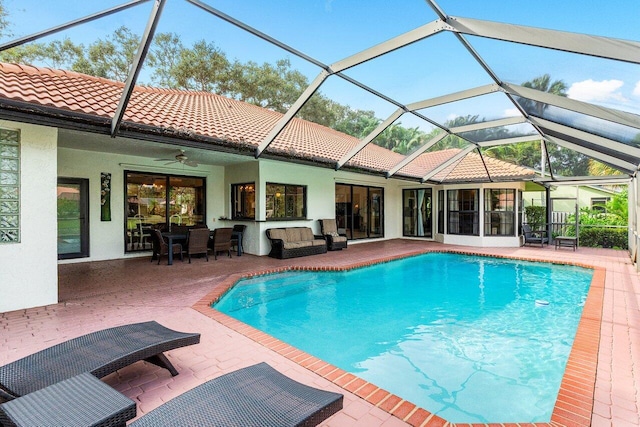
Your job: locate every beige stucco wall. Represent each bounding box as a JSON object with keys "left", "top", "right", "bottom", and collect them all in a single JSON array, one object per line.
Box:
[{"left": 0, "top": 121, "right": 58, "bottom": 313}]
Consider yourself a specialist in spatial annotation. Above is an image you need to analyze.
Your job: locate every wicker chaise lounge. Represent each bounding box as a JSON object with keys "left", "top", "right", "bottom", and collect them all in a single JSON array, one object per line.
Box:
[
  {"left": 130, "top": 362, "right": 343, "bottom": 427},
  {"left": 0, "top": 321, "right": 200, "bottom": 401},
  {"left": 0, "top": 363, "right": 343, "bottom": 427}
]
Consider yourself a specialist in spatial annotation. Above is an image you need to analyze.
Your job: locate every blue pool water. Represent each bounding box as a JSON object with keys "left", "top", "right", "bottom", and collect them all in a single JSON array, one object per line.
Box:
[{"left": 214, "top": 253, "right": 593, "bottom": 423}]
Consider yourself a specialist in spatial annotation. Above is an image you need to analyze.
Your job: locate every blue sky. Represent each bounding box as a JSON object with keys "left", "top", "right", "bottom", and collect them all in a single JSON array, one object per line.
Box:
[{"left": 2, "top": 0, "right": 639, "bottom": 123}]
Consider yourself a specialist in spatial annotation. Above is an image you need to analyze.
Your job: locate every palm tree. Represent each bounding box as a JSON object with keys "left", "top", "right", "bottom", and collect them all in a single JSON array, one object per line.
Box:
[
  {"left": 522, "top": 74, "right": 567, "bottom": 97},
  {"left": 588, "top": 159, "right": 621, "bottom": 176},
  {"left": 521, "top": 74, "right": 568, "bottom": 174}
]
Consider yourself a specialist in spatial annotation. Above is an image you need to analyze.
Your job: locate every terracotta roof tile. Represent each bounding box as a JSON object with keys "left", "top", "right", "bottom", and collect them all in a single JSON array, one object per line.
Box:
[{"left": 0, "top": 63, "right": 535, "bottom": 182}]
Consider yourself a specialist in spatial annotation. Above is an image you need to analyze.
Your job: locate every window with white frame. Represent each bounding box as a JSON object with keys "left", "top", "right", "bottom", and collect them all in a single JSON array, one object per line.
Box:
[
  {"left": 484, "top": 189, "right": 515, "bottom": 236},
  {"left": 447, "top": 189, "right": 479, "bottom": 236}
]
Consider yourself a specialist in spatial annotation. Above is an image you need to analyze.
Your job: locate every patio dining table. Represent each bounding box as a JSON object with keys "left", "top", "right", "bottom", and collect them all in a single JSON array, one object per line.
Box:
[{"left": 161, "top": 232, "right": 187, "bottom": 265}]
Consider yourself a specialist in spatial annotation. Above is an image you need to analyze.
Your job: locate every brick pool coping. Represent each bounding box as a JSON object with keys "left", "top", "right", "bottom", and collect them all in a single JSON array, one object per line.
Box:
[{"left": 192, "top": 249, "right": 604, "bottom": 427}]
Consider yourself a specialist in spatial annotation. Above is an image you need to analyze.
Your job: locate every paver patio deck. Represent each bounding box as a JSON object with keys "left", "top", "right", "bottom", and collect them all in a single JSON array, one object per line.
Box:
[{"left": 1, "top": 240, "right": 638, "bottom": 426}]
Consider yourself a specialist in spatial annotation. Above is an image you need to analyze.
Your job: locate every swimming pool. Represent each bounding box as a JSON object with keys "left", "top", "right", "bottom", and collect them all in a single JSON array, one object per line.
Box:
[{"left": 214, "top": 253, "right": 593, "bottom": 423}]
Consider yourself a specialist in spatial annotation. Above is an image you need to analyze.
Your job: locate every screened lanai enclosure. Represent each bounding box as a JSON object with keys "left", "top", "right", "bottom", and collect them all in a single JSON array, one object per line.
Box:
[{"left": 0, "top": 0, "right": 639, "bottom": 256}]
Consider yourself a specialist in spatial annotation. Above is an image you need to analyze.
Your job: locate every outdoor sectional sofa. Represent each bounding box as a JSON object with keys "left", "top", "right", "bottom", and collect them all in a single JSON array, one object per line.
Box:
[{"left": 266, "top": 227, "right": 327, "bottom": 259}]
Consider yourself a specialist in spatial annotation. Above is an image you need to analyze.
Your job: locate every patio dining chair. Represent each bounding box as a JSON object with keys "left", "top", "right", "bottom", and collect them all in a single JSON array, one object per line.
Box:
[
  {"left": 209, "top": 227, "right": 233, "bottom": 260},
  {"left": 0, "top": 321, "right": 200, "bottom": 401},
  {"left": 186, "top": 227, "right": 210, "bottom": 263},
  {"left": 151, "top": 229, "right": 183, "bottom": 264}
]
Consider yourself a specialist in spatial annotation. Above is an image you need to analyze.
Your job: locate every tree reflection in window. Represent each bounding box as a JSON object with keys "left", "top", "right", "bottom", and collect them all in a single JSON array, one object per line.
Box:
[{"left": 266, "top": 183, "right": 306, "bottom": 220}]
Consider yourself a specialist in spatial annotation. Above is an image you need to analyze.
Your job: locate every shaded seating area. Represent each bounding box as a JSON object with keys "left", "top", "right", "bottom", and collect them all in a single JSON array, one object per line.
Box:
[
  {"left": 209, "top": 227, "right": 233, "bottom": 260},
  {"left": 186, "top": 227, "right": 210, "bottom": 263},
  {"left": 522, "top": 224, "right": 549, "bottom": 247},
  {"left": 0, "top": 363, "right": 343, "bottom": 427},
  {"left": 0, "top": 321, "right": 200, "bottom": 401},
  {"left": 151, "top": 228, "right": 183, "bottom": 264},
  {"left": 318, "top": 219, "right": 348, "bottom": 251}
]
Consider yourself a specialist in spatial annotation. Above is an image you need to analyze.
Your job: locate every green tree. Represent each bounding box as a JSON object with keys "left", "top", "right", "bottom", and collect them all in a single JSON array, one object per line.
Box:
[
  {"left": 171, "top": 40, "right": 230, "bottom": 92},
  {"left": 521, "top": 73, "right": 568, "bottom": 116},
  {"left": 606, "top": 188, "right": 628, "bottom": 220},
  {"left": 0, "top": 0, "right": 9, "bottom": 38},
  {"left": 333, "top": 109, "right": 380, "bottom": 138},
  {"left": 588, "top": 159, "right": 621, "bottom": 176},
  {"left": 72, "top": 26, "right": 140, "bottom": 80},
  {"left": 39, "top": 39, "right": 84, "bottom": 68},
  {"left": 230, "top": 58, "right": 307, "bottom": 112},
  {"left": 0, "top": 43, "right": 42, "bottom": 64},
  {"left": 0, "top": 38, "right": 84, "bottom": 68},
  {"left": 299, "top": 96, "right": 346, "bottom": 128},
  {"left": 147, "top": 32, "right": 184, "bottom": 88}
]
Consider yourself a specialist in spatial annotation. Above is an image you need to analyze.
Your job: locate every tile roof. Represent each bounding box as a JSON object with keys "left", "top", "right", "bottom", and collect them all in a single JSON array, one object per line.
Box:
[{"left": 0, "top": 63, "right": 535, "bottom": 183}]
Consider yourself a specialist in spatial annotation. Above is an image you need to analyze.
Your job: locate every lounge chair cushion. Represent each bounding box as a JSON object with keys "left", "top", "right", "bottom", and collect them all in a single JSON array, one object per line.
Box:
[
  {"left": 299, "top": 228, "right": 315, "bottom": 241},
  {"left": 0, "top": 321, "right": 200, "bottom": 400},
  {"left": 322, "top": 221, "right": 338, "bottom": 235},
  {"left": 269, "top": 228, "right": 288, "bottom": 242},
  {"left": 130, "top": 362, "right": 343, "bottom": 427},
  {"left": 284, "top": 241, "right": 313, "bottom": 249},
  {"left": 285, "top": 227, "right": 302, "bottom": 243}
]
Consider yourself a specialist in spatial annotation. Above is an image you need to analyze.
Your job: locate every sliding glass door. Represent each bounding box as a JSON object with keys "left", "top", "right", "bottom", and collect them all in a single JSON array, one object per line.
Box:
[
  {"left": 57, "top": 178, "right": 89, "bottom": 259},
  {"left": 125, "top": 172, "right": 205, "bottom": 252},
  {"left": 335, "top": 184, "right": 384, "bottom": 240},
  {"left": 403, "top": 188, "right": 432, "bottom": 238}
]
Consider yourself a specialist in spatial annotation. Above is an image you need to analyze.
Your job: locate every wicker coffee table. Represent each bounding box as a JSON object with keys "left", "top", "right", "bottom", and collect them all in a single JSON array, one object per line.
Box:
[
  {"left": 0, "top": 373, "right": 136, "bottom": 427},
  {"left": 555, "top": 236, "right": 577, "bottom": 250}
]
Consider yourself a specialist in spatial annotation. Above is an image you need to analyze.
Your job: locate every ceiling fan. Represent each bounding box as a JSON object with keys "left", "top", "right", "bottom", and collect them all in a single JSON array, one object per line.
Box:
[{"left": 154, "top": 149, "right": 198, "bottom": 167}]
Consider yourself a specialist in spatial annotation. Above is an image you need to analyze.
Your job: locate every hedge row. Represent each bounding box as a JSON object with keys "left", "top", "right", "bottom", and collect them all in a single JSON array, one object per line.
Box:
[{"left": 577, "top": 227, "right": 628, "bottom": 249}]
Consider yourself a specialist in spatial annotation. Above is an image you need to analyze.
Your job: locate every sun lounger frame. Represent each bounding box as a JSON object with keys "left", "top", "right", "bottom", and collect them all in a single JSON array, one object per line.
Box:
[{"left": 0, "top": 321, "right": 200, "bottom": 400}]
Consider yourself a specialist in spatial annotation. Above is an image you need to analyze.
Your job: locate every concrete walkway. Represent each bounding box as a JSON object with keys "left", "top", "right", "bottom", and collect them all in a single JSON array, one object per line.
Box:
[{"left": 1, "top": 240, "right": 638, "bottom": 426}]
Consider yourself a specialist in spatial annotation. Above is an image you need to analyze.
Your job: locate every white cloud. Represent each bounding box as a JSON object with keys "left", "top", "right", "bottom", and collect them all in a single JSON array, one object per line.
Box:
[
  {"left": 633, "top": 81, "right": 640, "bottom": 97},
  {"left": 504, "top": 108, "right": 521, "bottom": 117},
  {"left": 567, "top": 79, "right": 626, "bottom": 103}
]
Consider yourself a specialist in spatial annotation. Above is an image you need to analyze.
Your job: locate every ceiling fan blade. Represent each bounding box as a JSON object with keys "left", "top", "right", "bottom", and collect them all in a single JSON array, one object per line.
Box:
[{"left": 184, "top": 160, "right": 198, "bottom": 167}]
